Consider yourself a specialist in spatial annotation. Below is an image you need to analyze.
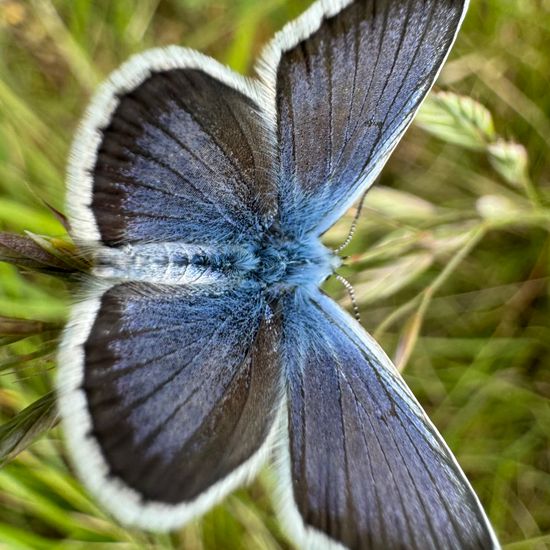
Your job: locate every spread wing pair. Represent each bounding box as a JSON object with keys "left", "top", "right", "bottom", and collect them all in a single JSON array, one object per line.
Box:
[{"left": 57, "top": 0, "right": 499, "bottom": 548}]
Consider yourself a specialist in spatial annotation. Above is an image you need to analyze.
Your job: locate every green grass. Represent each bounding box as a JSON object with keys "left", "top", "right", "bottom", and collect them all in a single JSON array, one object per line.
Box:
[{"left": 0, "top": 0, "right": 549, "bottom": 548}]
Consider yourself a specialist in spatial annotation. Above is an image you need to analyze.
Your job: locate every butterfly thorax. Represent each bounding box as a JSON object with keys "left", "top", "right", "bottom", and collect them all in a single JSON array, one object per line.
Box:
[{"left": 93, "top": 234, "right": 338, "bottom": 289}]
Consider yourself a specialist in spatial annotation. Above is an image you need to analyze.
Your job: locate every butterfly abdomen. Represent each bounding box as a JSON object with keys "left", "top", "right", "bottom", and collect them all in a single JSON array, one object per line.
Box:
[{"left": 93, "top": 242, "right": 254, "bottom": 285}]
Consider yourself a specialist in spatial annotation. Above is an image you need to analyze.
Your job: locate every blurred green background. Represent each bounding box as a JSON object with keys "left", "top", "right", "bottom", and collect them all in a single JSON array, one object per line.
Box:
[{"left": 0, "top": 0, "right": 549, "bottom": 548}]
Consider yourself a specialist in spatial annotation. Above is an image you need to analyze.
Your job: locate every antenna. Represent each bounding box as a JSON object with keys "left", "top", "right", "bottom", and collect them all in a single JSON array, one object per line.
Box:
[
  {"left": 336, "top": 274, "right": 361, "bottom": 322},
  {"left": 334, "top": 189, "right": 369, "bottom": 254}
]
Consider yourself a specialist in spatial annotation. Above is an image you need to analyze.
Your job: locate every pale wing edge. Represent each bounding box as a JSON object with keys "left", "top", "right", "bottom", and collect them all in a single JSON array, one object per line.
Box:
[
  {"left": 67, "top": 46, "right": 275, "bottom": 248},
  {"left": 56, "top": 283, "right": 282, "bottom": 531}
]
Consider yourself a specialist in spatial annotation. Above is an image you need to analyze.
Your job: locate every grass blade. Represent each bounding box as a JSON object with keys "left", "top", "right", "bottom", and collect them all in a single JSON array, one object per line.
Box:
[{"left": 0, "top": 393, "right": 58, "bottom": 467}]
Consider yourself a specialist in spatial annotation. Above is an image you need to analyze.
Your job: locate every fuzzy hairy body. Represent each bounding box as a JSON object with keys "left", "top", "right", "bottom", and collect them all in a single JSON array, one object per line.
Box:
[{"left": 95, "top": 233, "right": 339, "bottom": 290}]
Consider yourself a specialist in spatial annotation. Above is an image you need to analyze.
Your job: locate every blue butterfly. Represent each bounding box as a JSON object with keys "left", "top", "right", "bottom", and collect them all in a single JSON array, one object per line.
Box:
[{"left": 57, "top": 0, "right": 500, "bottom": 548}]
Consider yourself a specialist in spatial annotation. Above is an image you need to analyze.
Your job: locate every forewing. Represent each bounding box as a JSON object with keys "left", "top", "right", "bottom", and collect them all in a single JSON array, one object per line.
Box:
[
  {"left": 68, "top": 47, "right": 276, "bottom": 247},
  {"left": 276, "top": 289, "right": 498, "bottom": 549},
  {"left": 57, "top": 282, "right": 282, "bottom": 530},
  {"left": 258, "top": 0, "right": 468, "bottom": 235}
]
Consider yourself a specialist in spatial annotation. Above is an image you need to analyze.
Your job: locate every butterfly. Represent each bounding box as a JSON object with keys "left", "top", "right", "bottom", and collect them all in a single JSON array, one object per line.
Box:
[{"left": 56, "top": 0, "right": 500, "bottom": 548}]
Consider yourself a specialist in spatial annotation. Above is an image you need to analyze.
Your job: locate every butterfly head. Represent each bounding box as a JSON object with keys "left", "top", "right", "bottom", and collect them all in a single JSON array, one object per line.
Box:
[{"left": 252, "top": 229, "right": 340, "bottom": 291}]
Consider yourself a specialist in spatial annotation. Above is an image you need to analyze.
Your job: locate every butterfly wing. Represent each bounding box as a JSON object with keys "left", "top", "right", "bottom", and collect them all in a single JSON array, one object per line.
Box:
[
  {"left": 59, "top": 46, "right": 284, "bottom": 528},
  {"left": 57, "top": 282, "right": 282, "bottom": 529},
  {"left": 258, "top": 0, "right": 468, "bottom": 236},
  {"left": 67, "top": 47, "right": 276, "bottom": 247},
  {"left": 276, "top": 288, "right": 498, "bottom": 549}
]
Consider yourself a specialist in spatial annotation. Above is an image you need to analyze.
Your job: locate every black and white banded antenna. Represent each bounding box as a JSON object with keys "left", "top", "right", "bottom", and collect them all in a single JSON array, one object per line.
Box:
[
  {"left": 336, "top": 274, "right": 361, "bottom": 322},
  {"left": 334, "top": 189, "right": 369, "bottom": 255}
]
